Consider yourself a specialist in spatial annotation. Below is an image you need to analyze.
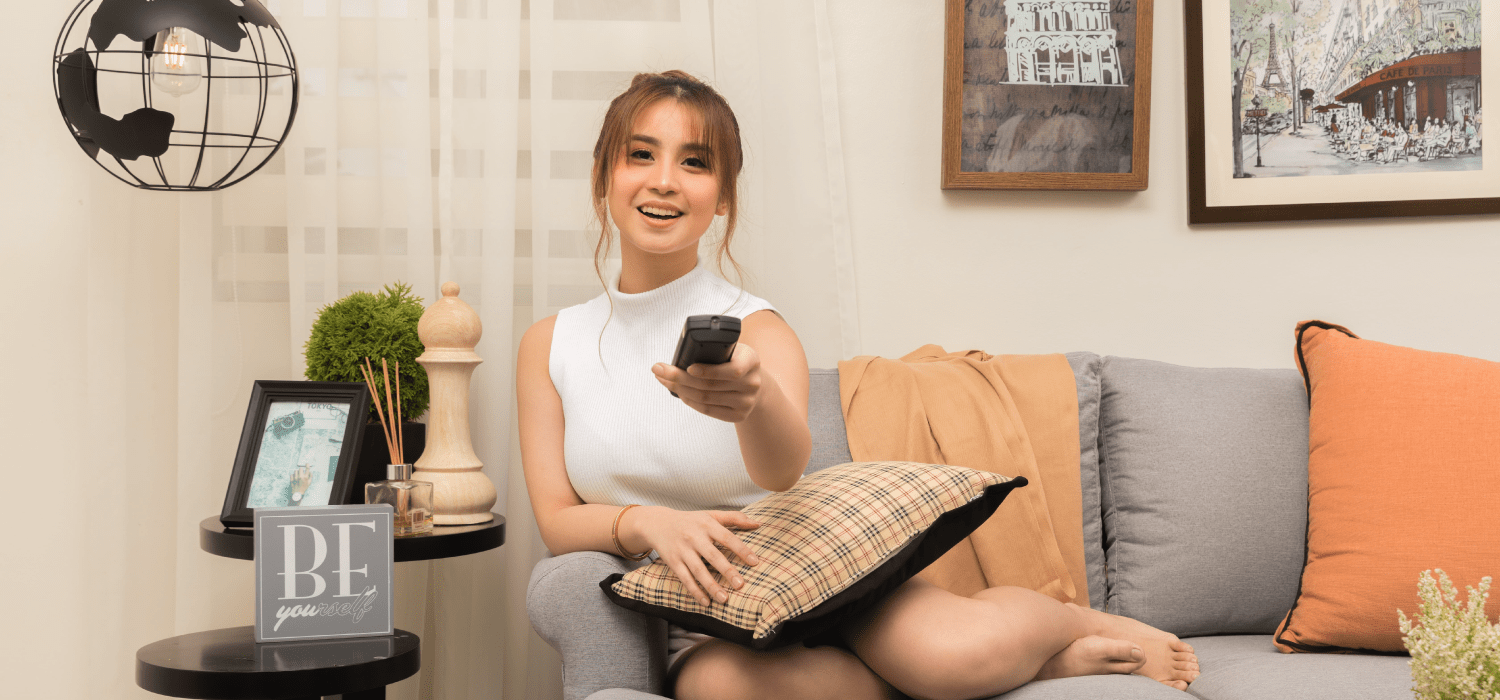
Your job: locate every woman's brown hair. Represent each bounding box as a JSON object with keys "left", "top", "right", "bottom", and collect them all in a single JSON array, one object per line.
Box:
[{"left": 590, "top": 70, "right": 745, "bottom": 287}]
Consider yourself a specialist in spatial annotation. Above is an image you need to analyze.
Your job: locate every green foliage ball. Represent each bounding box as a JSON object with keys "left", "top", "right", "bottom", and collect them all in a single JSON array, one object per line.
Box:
[{"left": 304, "top": 282, "right": 429, "bottom": 421}]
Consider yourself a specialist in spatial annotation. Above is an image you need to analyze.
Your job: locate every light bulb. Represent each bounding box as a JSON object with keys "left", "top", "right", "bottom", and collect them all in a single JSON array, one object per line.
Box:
[{"left": 150, "top": 27, "right": 204, "bottom": 96}]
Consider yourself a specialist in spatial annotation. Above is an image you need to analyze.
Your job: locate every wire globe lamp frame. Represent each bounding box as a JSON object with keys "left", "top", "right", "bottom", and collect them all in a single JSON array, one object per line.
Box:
[{"left": 53, "top": 0, "right": 299, "bottom": 192}]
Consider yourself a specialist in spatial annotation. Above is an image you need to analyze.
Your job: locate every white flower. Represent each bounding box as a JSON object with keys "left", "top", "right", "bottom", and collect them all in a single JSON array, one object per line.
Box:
[{"left": 1398, "top": 569, "right": 1500, "bottom": 700}]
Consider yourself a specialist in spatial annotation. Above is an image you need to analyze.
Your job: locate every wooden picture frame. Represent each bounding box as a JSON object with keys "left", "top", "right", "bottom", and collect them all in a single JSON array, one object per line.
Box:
[
  {"left": 1185, "top": 0, "right": 1497, "bottom": 224},
  {"left": 942, "top": 0, "right": 1155, "bottom": 190},
  {"left": 220, "top": 381, "right": 372, "bottom": 528}
]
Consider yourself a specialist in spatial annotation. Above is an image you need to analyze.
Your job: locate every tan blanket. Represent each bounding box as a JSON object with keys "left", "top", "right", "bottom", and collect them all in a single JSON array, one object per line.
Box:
[{"left": 838, "top": 346, "right": 1086, "bottom": 605}]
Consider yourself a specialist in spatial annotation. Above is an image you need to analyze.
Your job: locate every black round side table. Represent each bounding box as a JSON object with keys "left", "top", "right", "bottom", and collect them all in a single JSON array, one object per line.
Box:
[
  {"left": 138, "top": 516, "right": 506, "bottom": 699},
  {"left": 137, "top": 626, "right": 419, "bottom": 700},
  {"left": 199, "top": 515, "right": 506, "bottom": 562}
]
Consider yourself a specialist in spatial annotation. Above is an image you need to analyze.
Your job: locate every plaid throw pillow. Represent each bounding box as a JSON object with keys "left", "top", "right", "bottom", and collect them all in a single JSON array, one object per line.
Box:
[{"left": 600, "top": 461, "right": 1026, "bottom": 649}]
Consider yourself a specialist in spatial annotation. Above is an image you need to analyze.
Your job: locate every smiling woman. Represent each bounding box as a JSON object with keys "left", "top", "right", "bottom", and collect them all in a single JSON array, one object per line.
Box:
[
  {"left": 590, "top": 71, "right": 747, "bottom": 294},
  {"left": 606, "top": 101, "right": 731, "bottom": 285},
  {"left": 517, "top": 71, "right": 1200, "bottom": 700},
  {"left": 517, "top": 70, "right": 823, "bottom": 694}
]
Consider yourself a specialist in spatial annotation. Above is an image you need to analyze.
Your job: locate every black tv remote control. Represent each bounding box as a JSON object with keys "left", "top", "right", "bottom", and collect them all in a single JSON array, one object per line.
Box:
[{"left": 668, "top": 314, "right": 741, "bottom": 397}]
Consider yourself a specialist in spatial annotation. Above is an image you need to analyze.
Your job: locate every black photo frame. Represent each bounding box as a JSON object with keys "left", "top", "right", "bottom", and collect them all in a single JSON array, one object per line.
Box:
[
  {"left": 220, "top": 381, "right": 372, "bottom": 528},
  {"left": 1185, "top": 0, "right": 1497, "bottom": 224}
]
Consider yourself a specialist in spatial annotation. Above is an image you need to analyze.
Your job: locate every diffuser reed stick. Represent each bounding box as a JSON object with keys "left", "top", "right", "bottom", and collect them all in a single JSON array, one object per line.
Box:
[
  {"left": 395, "top": 360, "right": 405, "bottom": 461},
  {"left": 359, "top": 361, "right": 393, "bottom": 463},
  {"left": 356, "top": 360, "right": 382, "bottom": 455},
  {"left": 387, "top": 361, "right": 405, "bottom": 464},
  {"left": 360, "top": 357, "right": 401, "bottom": 465}
]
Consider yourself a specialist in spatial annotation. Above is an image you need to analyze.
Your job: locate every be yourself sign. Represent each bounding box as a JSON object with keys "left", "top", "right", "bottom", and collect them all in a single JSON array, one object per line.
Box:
[{"left": 254, "top": 504, "right": 394, "bottom": 643}]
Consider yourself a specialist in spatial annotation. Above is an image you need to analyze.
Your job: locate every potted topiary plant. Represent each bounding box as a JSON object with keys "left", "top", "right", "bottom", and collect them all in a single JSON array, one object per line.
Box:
[{"left": 304, "top": 282, "right": 429, "bottom": 496}]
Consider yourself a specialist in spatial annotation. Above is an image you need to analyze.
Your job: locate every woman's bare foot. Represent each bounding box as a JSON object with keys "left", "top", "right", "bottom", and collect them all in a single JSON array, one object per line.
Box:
[
  {"left": 1032, "top": 635, "right": 1145, "bottom": 681},
  {"left": 1069, "top": 604, "right": 1201, "bottom": 688}
]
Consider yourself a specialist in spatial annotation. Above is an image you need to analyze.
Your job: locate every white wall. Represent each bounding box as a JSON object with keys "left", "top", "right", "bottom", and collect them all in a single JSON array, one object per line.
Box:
[
  {"left": 2, "top": 42, "right": 184, "bottom": 697},
  {"left": 828, "top": 0, "right": 1500, "bottom": 369}
]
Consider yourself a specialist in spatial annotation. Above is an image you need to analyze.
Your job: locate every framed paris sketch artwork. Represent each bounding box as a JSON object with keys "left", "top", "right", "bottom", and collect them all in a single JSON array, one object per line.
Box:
[
  {"left": 942, "top": 0, "right": 1156, "bottom": 190},
  {"left": 1186, "top": 0, "right": 1499, "bottom": 223}
]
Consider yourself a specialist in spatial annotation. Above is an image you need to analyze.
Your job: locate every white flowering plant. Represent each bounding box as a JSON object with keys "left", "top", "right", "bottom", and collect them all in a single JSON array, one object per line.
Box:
[{"left": 1398, "top": 569, "right": 1500, "bottom": 700}]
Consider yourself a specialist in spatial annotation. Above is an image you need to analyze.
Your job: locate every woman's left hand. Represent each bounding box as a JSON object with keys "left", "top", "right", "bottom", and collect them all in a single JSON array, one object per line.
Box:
[{"left": 652, "top": 344, "right": 763, "bottom": 423}]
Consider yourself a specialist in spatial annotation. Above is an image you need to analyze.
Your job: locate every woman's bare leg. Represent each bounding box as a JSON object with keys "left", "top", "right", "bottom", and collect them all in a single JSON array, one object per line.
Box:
[
  {"left": 673, "top": 639, "right": 900, "bottom": 700},
  {"left": 1034, "top": 599, "right": 1201, "bottom": 690},
  {"left": 1031, "top": 635, "right": 1146, "bottom": 681},
  {"left": 842, "top": 577, "right": 1100, "bottom": 700},
  {"left": 844, "top": 578, "right": 1198, "bottom": 700}
]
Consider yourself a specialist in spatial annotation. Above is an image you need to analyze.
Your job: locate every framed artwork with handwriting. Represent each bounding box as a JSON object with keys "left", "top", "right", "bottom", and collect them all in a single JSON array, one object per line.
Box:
[{"left": 942, "top": 0, "right": 1155, "bottom": 190}]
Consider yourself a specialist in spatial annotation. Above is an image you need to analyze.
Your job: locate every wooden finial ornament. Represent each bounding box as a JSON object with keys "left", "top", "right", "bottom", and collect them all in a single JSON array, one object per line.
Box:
[{"left": 413, "top": 282, "right": 496, "bottom": 525}]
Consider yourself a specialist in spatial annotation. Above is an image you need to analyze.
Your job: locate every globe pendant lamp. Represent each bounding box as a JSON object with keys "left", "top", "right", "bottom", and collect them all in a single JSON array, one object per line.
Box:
[{"left": 53, "top": 0, "right": 299, "bottom": 191}]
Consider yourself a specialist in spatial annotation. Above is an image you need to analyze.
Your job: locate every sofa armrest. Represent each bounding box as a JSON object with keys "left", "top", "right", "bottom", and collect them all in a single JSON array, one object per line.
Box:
[{"left": 528, "top": 551, "right": 670, "bottom": 700}]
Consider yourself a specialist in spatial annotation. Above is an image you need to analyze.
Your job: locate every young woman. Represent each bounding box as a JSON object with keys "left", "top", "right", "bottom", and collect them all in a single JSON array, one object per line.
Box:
[{"left": 518, "top": 70, "right": 1201, "bottom": 700}]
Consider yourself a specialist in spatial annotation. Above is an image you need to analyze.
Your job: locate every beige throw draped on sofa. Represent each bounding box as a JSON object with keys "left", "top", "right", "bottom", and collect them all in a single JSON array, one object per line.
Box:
[{"left": 839, "top": 347, "right": 1087, "bottom": 606}]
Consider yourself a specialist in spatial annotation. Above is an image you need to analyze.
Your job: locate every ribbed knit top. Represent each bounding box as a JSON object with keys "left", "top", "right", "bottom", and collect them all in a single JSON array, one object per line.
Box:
[{"left": 549, "top": 259, "right": 777, "bottom": 511}]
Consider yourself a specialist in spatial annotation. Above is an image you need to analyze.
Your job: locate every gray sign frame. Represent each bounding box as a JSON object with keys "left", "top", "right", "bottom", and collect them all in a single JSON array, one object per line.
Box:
[{"left": 254, "top": 504, "right": 394, "bottom": 643}]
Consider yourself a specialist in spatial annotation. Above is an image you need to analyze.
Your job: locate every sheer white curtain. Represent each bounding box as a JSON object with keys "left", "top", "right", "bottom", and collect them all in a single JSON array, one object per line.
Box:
[
  {"left": 179, "top": 1, "right": 528, "bottom": 697},
  {"left": 6, "top": 1, "right": 856, "bottom": 699}
]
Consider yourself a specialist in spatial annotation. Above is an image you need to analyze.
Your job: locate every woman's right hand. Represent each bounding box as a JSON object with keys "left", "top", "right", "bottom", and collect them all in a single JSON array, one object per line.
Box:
[{"left": 625, "top": 506, "right": 763, "bottom": 606}]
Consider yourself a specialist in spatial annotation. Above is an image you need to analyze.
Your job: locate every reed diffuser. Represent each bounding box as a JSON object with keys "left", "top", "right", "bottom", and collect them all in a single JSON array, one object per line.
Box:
[{"left": 360, "top": 357, "right": 433, "bottom": 536}]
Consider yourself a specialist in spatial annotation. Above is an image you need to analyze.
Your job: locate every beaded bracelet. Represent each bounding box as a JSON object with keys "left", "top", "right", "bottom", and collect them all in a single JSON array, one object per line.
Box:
[{"left": 611, "top": 504, "right": 650, "bottom": 561}]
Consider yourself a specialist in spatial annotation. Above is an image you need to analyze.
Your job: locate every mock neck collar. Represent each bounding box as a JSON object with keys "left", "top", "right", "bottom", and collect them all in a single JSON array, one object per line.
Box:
[{"left": 607, "top": 257, "right": 711, "bottom": 315}]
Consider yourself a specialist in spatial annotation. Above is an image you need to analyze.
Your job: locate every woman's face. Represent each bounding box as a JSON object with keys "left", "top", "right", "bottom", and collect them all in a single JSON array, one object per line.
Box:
[{"left": 607, "top": 99, "right": 727, "bottom": 259}]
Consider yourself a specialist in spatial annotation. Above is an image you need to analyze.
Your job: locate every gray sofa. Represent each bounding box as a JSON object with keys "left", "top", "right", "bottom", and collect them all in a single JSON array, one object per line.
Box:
[{"left": 528, "top": 354, "right": 1418, "bottom": 700}]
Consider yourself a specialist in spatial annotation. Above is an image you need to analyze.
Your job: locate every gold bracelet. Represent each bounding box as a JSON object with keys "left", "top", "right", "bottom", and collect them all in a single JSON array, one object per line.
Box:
[{"left": 611, "top": 504, "right": 650, "bottom": 561}]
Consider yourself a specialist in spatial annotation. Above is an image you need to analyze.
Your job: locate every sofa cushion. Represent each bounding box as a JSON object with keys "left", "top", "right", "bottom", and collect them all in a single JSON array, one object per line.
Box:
[
  {"left": 806, "top": 368, "right": 851, "bottom": 475},
  {"left": 988, "top": 674, "right": 1193, "bottom": 699},
  {"left": 1065, "top": 352, "right": 1106, "bottom": 612},
  {"left": 585, "top": 691, "right": 670, "bottom": 700},
  {"left": 1275, "top": 321, "right": 1500, "bottom": 653},
  {"left": 602, "top": 462, "right": 1027, "bottom": 649},
  {"left": 1184, "top": 635, "right": 1414, "bottom": 700},
  {"left": 1099, "top": 357, "right": 1308, "bottom": 637}
]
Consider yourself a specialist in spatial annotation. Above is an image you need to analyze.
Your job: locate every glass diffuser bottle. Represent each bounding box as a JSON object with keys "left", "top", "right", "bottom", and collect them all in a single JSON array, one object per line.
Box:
[
  {"left": 358, "top": 356, "right": 430, "bottom": 536},
  {"left": 365, "top": 463, "right": 433, "bottom": 537}
]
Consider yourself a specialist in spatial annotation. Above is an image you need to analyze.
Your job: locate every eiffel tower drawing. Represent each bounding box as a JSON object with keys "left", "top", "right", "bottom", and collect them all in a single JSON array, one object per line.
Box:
[{"left": 1261, "top": 23, "right": 1286, "bottom": 90}]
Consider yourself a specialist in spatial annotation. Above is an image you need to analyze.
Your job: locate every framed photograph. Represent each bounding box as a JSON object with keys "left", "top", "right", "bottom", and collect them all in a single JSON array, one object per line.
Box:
[
  {"left": 1186, "top": 0, "right": 1497, "bottom": 224},
  {"left": 220, "top": 381, "right": 372, "bottom": 528},
  {"left": 941, "top": 0, "right": 1156, "bottom": 190}
]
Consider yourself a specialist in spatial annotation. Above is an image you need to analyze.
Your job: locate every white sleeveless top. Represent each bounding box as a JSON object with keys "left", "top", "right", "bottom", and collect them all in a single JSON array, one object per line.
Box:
[{"left": 549, "top": 259, "right": 777, "bottom": 511}]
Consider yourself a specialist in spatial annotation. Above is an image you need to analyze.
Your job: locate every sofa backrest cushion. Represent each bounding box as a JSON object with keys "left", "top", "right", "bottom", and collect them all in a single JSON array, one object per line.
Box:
[
  {"left": 1064, "top": 352, "right": 1107, "bottom": 612},
  {"left": 807, "top": 356, "right": 1107, "bottom": 611},
  {"left": 1099, "top": 357, "right": 1308, "bottom": 637},
  {"left": 806, "top": 369, "right": 852, "bottom": 475}
]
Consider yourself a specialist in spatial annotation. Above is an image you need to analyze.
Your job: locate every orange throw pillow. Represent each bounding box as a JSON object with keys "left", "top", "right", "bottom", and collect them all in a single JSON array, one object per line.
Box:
[{"left": 1275, "top": 321, "right": 1500, "bottom": 653}]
